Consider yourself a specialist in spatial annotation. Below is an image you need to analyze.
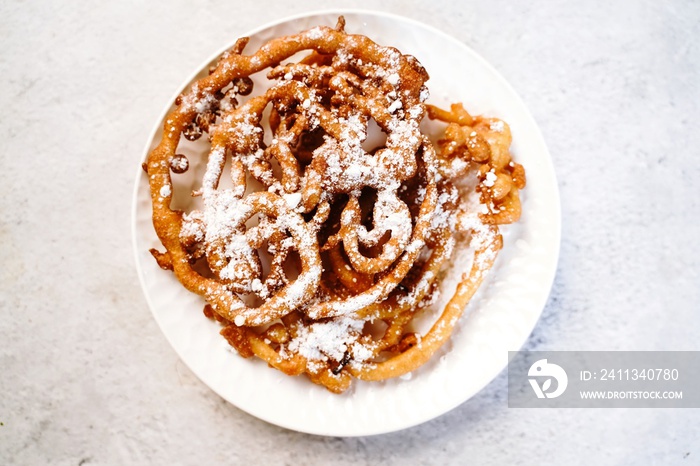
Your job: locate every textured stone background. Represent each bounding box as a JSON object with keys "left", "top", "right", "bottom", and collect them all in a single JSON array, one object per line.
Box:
[{"left": 1, "top": 0, "right": 698, "bottom": 464}]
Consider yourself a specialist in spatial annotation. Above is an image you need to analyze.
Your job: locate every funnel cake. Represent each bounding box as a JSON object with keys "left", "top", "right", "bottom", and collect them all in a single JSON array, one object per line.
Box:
[{"left": 144, "top": 17, "right": 525, "bottom": 393}]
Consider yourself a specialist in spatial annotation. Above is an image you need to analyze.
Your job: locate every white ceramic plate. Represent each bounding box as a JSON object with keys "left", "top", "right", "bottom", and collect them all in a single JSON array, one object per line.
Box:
[{"left": 132, "top": 10, "right": 560, "bottom": 436}]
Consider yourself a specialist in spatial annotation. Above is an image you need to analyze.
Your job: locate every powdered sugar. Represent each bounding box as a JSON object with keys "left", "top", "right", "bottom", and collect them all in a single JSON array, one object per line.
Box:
[
  {"left": 482, "top": 169, "right": 497, "bottom": 187},
  {"left": 306, "top": 26, "right": 324, "bottom": 40},
  {"left": 285, "top": 316, "right": 365, "bottom": 367}
]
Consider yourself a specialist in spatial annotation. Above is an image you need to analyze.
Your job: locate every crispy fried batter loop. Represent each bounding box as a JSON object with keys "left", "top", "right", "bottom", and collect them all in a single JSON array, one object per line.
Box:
[{"left": 146, "top": 18, "right": 525, "bottom": 393}]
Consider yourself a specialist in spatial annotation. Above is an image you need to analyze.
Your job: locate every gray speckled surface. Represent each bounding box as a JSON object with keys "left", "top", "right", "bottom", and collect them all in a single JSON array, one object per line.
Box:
[{"left": 1, "top": 0, "right": 698, "bottom": 464}]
